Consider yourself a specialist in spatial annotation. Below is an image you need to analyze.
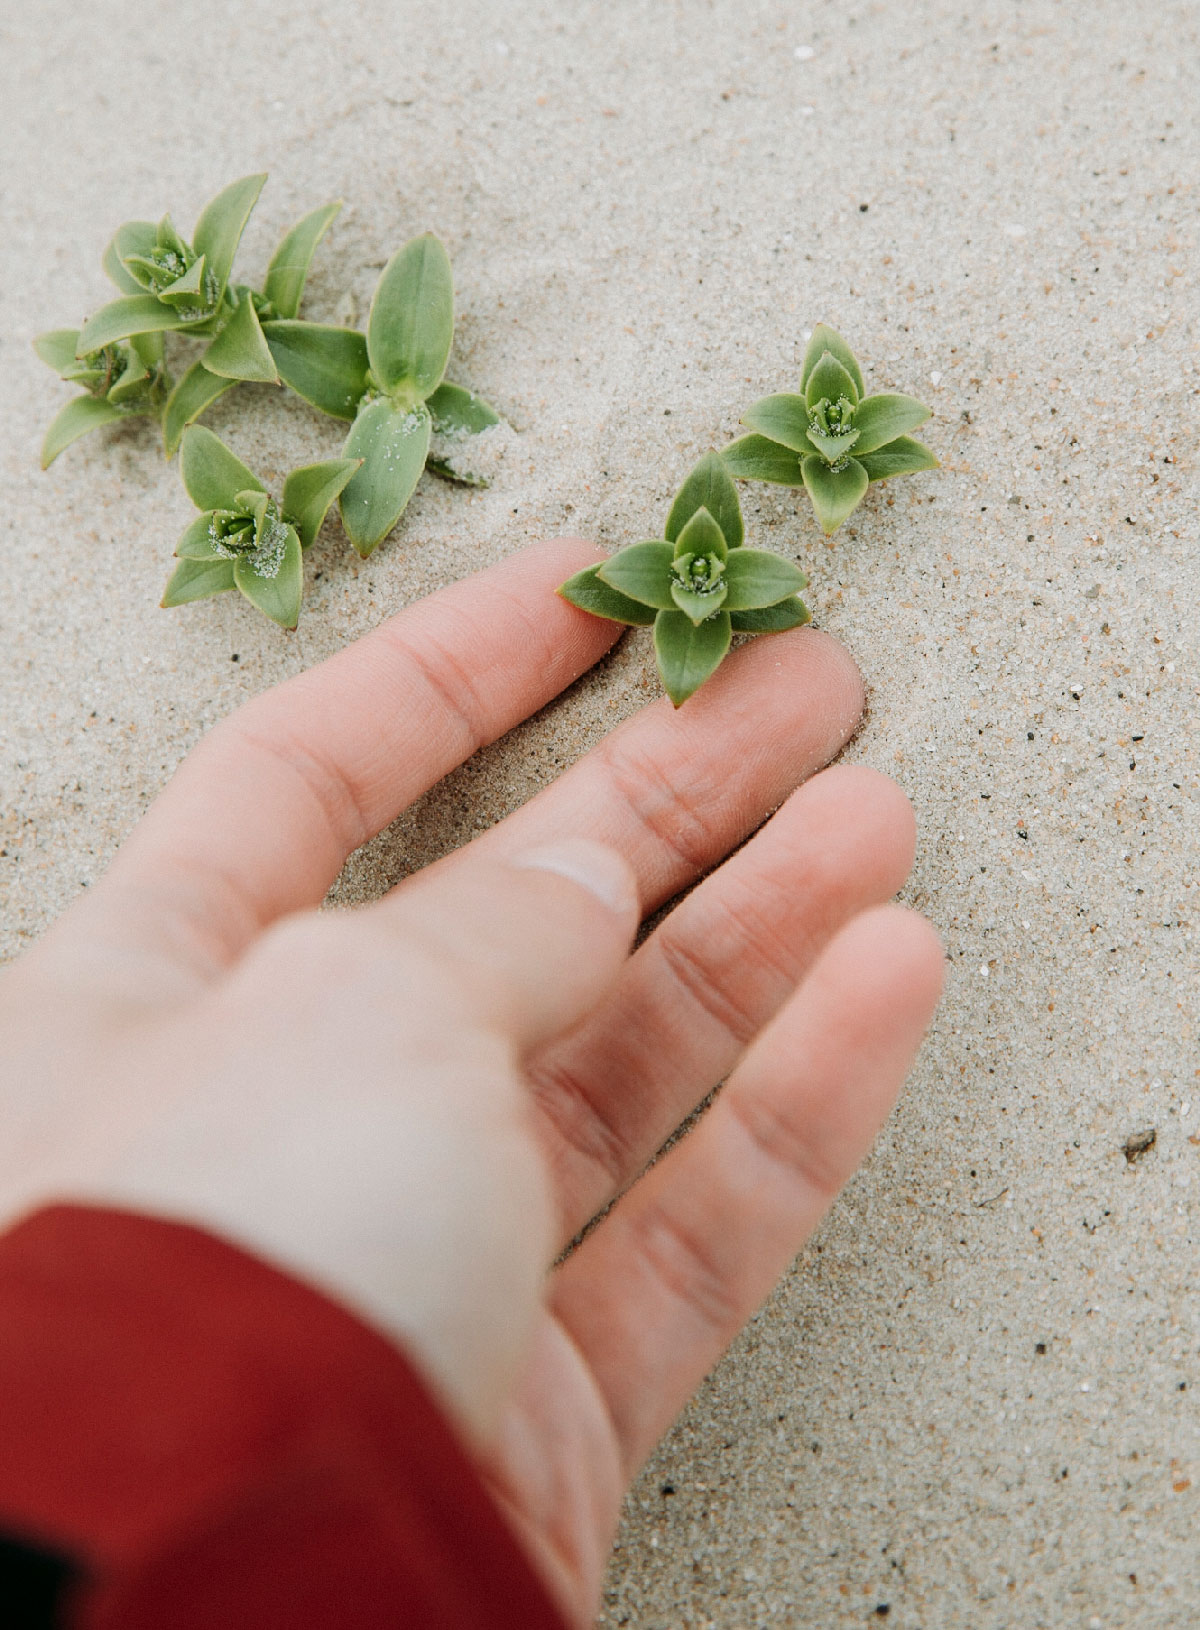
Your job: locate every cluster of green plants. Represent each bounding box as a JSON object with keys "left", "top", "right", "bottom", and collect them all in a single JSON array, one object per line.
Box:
[
  {"left": 37, "top": 179, "right": 937, "bottom": 692},
  {"left": 36, "top": 175, "right": 504, "bottom": 624},
  {"left": 559, "top": 326, "right": 936, "bottom": 701}
]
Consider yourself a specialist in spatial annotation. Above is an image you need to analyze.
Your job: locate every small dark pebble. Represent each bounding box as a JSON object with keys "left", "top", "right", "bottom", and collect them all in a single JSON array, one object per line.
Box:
[
  {"left": 1035, "top": 1342, "right": 1047, "bottom": 1355},
  {"left": 230, "top": 653, "right": 239, "bottom": 662},
  {"left": 1123, "top": 1128, "right": 1157, "bottom": 1163},
  {"left": 874, "top": 1607, "right": 890, "bottom": 1619},
  {"left": 661, "top": 1483, "right": 675, "bottom": 1496},
  {"left": 859, "top": 202, "right": 869, "bottom": 212}
]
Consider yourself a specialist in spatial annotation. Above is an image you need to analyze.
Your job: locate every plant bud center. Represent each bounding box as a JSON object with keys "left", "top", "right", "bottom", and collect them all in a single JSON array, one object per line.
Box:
[
  {"left": 209, "top": 510, "right": 259, "bottom": 555},
  {"left": 809, "top": 395, "right": 856, "bottom": 438},
  {"left": 673, "top": 551, "right": 726, "bottom": 594}
]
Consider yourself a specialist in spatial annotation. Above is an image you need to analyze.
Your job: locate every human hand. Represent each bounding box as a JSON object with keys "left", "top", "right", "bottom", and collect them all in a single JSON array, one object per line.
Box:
[{"left": 0, "top": 538, "right": 943, "bottom": 1626}]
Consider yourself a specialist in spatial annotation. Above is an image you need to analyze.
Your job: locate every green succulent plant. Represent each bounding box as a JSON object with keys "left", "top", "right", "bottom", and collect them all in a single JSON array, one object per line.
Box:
[
  {"left": 159, "top": 196, "right": 343, "bottom": 455},
  {"left": 35, "top": 176, "right": 343, "bottom": 459},
  {"left": 557, "top": 452, "right": 810, "bottom": 706},
  {"left": 162, "top": 426, "right": 359, "bottom": 630},
  {"left": 75, "top": 175, "right": 268, "bottom": 364},
  {"left": 262, "top": 232, "right": 504, "bottom": 557},
  {"left": 723, "top": 325, "right": 938, "bottom": 535},
  {"left": 37, "top": 183, "right": 504, "bottom": 569},
  {"left": 33, "top": 328, "right": 169, "bottom": 467}
]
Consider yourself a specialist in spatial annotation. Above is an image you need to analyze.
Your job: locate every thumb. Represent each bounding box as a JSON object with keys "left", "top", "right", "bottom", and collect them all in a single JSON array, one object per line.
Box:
[{"left": 378, "top": 837, "right": 640, "bottom": 1052}]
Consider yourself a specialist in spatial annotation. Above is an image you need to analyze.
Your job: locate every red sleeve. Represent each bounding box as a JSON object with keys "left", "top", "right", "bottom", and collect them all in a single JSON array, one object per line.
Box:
[{"left": 0, "top": 1205, "right": 569, "bottom": 1630}]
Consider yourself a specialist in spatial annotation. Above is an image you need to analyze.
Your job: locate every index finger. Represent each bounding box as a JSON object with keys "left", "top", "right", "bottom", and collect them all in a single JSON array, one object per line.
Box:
[{"left": 51, "top": 540, "right": 619, "bottom": 994}]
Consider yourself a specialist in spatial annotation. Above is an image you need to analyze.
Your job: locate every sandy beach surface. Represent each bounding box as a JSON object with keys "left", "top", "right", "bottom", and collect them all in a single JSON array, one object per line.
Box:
[{"left": 2, "top": 1, "right": 1197, "bottom": 1623}]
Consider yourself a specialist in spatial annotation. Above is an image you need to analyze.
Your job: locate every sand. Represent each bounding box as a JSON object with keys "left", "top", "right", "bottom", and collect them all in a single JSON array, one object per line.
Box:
[{"left": 1, "top": 0, "right": 1197, "bottom": 1623}]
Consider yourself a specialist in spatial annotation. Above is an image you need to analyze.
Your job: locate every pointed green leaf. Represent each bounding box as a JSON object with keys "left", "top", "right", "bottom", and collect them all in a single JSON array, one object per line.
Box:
[
  {"left": 805, "top": 351, "right": 859, "bottom": 412},
  {"left": 721, "top": 548, "right": 808, "bottom": 610},
  {"left": 801, "top": 455, "right": 869, "bottom": 535},
  {"left": 857, "top": 436, "right": 940, "bottom": 482},
  {"left": 729, "top": 599, "right": 811, "bottom": 633},
  {"left": 338, "top": 400, "right": 431, "bottom": 557},
  {"left": 557, "top": 563, "right": 658, "bottom": 626},
  {"left": 740, "top": 394, "right": 816, "bottom": 455},
  {"left": 665, "top": 451, "right": 743, "bottom": 550},
  {"left": 238, "top": 491, "right": 272, "bottom": 536},
  {"left": 60, "top": 359, "right": 107, "bottom": 390},
  {"left": 426, "top": 380, "right": 501, "bottom": 437},
  {"left": 263, "top": 201, "right": 342, "bottom": 319},
  {"left": 282, "top": 459, "right": 362, "bottom": 548},
  {"left": 106, "top": 350, "right": 150, "bottom": 405},
  {"left": 234, "top": 524, "right": 303, "bottom": 629},
  {"left": 61, "top": 364, "right": 107, "bottom": 390},
  {"left": 673, "top": 505, "right": 729, "bottom": 564},
  {"left": 175, "top": 512, "right": 223, "bottom": 559},
  {"left": 162, "top": 555, "right": 237, "bottom": 607},
  {"left": 77, "top": 296, "right": 189, "bottom": 352},
  {"left": 367, "top": 232, "right": 454, "bottom": 401},
  {"left": 721, "top": 435, "right": 805, "bottom": 486},
  {"left": 425, "top": 381, "right": 504, "bottom": 485},
  {"left": 122, "top": 253, "right": 168, "bottom": 285},
  {"left": 34, "top": 330, "right": 82, "bottom": 375},
  {"left": 180, "top": 425, "right": 264, "bottom": 512},
  {"left": 129, "top": 330, "right": 166, "bottom": 370},
  {"left": 262, "top": 320, "right": 370, "bottom": 420},
  {"left": 653, "top": 608, "right": 733, "bottom": 706},
  {"left": 156, "top": 214, "right": 189, "bottom": 258},
  {"left": 425, "top": 457, "right": 489, "bottom": 487},
  {"left": 104, "top": 221, "right": 158, "bottom": 293},
  {"left": 596, "top": 539, "right": 676, "bottom": 608},
  {"left": 851, "top": 393, "right": 931, "bottom": 455},
  {"left": 163, "top": 360, "right": 238, "bottom": 456},
  {"left": 192, "top": 173, "right": 267, "bottom": 301},
  {"left": 806, "top": 427, "right": 860, "bottom": 462},
  {"left": 800, "top": 325, "right": 864, "bottom": 399},
  {"left": 40, "top": 395, "right": 126, "bottom": 468},
  {"left": 203, "top": 294, "right": 279, "bottom": 383},
  {"left": 670, "top": 579, "right": 728, "bottom": 625},
  {"left": 156, "top": 254, "right": 210, "bottom": 310}
]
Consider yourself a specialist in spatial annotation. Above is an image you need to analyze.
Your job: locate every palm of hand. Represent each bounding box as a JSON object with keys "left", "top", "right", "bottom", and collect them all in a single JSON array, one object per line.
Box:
[{"left": 0, "top": 540, "right": 941, "bottom": 1627}]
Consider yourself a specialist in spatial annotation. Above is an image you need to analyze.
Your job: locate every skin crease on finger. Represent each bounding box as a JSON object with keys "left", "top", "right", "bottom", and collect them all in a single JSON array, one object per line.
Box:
[
  {"left": 526, "top": 762, "right": 919, "bottom": 1242},
  {"left": 479, "top": 906, "right": 946, "bottom": 1625},
  {"left": 13, "top": 539, "right": 625, "bottom": 1005}
]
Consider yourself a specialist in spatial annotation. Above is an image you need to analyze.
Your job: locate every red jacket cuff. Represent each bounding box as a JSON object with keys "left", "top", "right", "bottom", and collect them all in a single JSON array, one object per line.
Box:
[{"left": 0, "top": 1204, "right": 568, "bottom": 1630}]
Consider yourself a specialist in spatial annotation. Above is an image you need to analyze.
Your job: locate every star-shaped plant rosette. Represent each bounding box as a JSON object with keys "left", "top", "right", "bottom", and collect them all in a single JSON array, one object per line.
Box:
[
  {"left": 33, "top": 328, "right": 169, "bottom": 469},
  {"left": 558, "top": 453, "right": 810, "bottom": 706},
  {"left": 162, "top": 426, "right": 359, "bottom": 630},
  {"left": 723, "top": 325, "right": 938, "bottom": 536}
]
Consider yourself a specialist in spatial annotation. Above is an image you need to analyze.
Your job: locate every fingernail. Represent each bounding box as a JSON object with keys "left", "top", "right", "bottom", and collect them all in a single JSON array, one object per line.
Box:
[{"left": 511, "top": 839, "right": 637, "bottom": 917}]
